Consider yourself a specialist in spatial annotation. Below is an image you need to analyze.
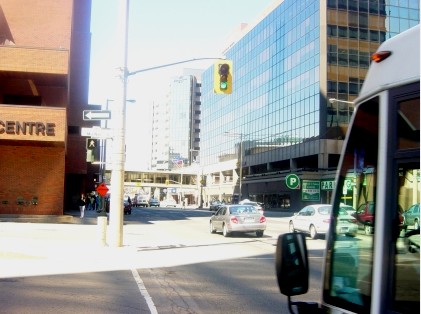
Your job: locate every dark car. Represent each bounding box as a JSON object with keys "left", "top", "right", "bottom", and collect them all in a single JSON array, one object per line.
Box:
[
  {"left": 209, "top": 200, "right": 223, "bottom": 211},
  {"left": 148, "top": 198, "right": 160, "bottom": 207}
]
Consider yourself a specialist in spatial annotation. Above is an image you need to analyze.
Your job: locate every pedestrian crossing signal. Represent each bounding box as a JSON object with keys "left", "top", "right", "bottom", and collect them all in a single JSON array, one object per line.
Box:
[
  {"left": 214, "top": 60, "right": 232, "bottom": 94},
  {"left": 86, "top": 138, "right": 99, "bottom": 150},
  {"left": 86, "top": 138, "right": 100, "bottom": 162}
]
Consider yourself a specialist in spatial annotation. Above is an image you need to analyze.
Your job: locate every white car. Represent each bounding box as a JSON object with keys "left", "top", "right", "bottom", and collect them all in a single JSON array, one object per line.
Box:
[
  {"left": 160, "top": 199, "right": 182, "bottom": 208},
  {"left": 289, "top": 204, "right": 358, "bottom": 239}
]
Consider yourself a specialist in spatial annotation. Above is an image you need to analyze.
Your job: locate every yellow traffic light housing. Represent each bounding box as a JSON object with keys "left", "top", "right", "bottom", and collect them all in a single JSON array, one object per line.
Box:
[{"left": 214, "top": 60, "right": 232, "bottom": 94}]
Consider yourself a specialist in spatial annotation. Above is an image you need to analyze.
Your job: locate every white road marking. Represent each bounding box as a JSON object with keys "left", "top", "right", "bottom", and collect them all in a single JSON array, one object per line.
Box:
[{"left": 131, "top": 268, "right": 158, "bottom": 314}]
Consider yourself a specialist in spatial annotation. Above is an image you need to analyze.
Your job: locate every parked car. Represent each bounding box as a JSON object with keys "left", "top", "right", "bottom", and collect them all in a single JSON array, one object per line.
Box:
[
  {"left": 336, "top": 207, "right": 358, "bottom": 237},
  {"left": 239, "top": 199, "right": 264, "bottom": 214},
  {"left": 354, "top": 201, "right": 405, "bottom": 235},
  {"left": 403, "top": 203, "right": 420, "bottom": 230},
  {"left": 209, "top": 204, "right": 267, "bottom": 237},
  {"left": 355, "top": 201, "right": 375, "bottom": 234},
  {"left": 209, "top": 200, "right": 223, "bottom": 211},
  {"left": 123, "top": 198, "right": 132, "bottom": 215},
  {"left": 340, "top": 203, "right": 356, "bottom": 216},
  {"left": 148, "top": 198, "right": 160, "bottom": 207}
]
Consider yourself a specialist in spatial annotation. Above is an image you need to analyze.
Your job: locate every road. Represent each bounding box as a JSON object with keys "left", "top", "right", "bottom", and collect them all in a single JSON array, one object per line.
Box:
[{"left": 0, "top": 208, "right": 327, "bottom": 313}]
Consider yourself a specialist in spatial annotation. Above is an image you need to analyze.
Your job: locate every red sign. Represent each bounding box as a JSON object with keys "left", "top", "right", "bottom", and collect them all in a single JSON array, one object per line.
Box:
[{"left": 96, "top": 183, "right": 109, "bottom": 197}]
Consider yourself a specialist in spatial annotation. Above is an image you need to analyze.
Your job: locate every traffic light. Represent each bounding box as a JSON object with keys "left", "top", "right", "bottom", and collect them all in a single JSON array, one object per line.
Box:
[{"left": 214, "top": 60, "right": 232, "bottom": 94}]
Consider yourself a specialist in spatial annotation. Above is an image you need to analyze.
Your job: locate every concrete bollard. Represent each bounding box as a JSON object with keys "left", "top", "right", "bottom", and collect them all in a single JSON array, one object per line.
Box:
[{"left": 97, "top": 216, "right": 108, "bottom": 246}]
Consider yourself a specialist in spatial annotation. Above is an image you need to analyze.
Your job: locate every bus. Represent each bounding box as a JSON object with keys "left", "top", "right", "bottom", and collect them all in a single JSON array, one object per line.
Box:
[{"left": 275, "top": 25, "right": 420, "bottom": 314}]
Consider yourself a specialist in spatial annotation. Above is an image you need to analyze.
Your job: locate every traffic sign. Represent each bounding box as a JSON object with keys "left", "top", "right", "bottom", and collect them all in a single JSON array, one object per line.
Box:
[
  {"left": 81, "top": 126, "right": 113, "bottom": 139},
  {"left": 96, "top": 183, "right": 109, "bottom": 197},
  {"left": 83, "top": 110, "right": 111, "bottom": 121},
  {"left": 285, "top": 174, "right": 300, "bottom": 189}
]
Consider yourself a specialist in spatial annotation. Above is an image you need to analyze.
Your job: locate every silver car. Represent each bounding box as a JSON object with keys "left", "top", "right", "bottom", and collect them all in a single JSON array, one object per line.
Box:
[
  {"left": 289, "top": 204, "right": 358, "bottom": 239},
  {"left": 209, "top": 205, "right": 267, "bottom": 237}
]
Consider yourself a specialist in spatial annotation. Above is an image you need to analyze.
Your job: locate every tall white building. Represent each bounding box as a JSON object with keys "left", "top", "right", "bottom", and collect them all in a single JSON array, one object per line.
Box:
[{"left": 151, "top": 70, "right": 202, "bottom": 171}]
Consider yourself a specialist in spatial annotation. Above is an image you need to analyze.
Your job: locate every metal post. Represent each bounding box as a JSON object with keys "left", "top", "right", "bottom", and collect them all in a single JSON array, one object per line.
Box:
[{"left": 109, "top": 0, "right": 129, "bottom": 247}]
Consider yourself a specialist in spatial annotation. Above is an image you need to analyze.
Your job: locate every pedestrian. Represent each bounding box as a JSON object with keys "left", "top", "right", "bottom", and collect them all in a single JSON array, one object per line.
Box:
[
  {"left": 90, "top": 194, "right": 96, "bottom": 210},
  {"left": 78, "top": 194, "right": 86, "bottom": 218}
]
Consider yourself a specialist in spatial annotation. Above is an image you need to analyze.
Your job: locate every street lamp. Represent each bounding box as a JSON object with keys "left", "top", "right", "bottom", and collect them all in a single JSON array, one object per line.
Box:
[{"left": 224, "top": 131, "right": 243, "bottom": 202}]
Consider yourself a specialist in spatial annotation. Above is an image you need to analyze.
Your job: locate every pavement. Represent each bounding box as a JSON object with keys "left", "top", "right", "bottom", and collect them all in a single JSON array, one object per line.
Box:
[{"left": 0, "top": 206, "right": 294, "bottom": 278}]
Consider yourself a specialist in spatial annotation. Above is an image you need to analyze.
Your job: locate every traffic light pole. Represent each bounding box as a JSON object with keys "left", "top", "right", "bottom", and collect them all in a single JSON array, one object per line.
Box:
[{"left": 108, "top": 1, "right": 226, "bottom": 248}]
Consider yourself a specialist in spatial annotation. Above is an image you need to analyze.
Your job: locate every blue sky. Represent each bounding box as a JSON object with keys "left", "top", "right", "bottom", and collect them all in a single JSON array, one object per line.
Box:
[{"left": 88, "top": 0, "right": 275, "bottom": 169}]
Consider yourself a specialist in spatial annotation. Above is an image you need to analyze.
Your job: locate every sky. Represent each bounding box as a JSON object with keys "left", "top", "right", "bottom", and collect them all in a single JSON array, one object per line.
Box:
[{"left": 88, "top": 0, "right": 276, "bottom": 170}]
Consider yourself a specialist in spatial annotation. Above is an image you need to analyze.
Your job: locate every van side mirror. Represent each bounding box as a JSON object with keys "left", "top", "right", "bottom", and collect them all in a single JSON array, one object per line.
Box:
[{"left": 275, "top": 232, "right": 309, "bottom": 296}]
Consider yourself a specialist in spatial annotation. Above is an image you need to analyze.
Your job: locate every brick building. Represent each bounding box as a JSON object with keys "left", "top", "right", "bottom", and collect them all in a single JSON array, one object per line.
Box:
[{"left": 0, "top": 0, "right": 97, "bottom": 215}]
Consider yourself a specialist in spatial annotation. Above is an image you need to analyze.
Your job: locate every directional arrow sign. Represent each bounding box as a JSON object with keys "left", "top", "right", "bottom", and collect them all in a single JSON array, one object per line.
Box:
[{"left": 83, "top": 110, "right": 111, "bottom": 121}]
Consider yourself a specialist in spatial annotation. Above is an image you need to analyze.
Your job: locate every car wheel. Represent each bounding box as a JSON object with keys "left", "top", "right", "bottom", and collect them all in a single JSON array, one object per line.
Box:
[
  {"left": 223, "top": 224, "right": 230, "bottom": 237},
  {"left": 310, "top": 225, "right": 317, "bottom": 239},
  {"left": 364, "top": 225, "right": 372, "bottom": 235},
  {"left": 209, "top": 222, "right": 216, "bottom": 234},
  {"left": 289, "top": 221, "right": 295, "bottom": 233},
  {"left": 256, "top": 230, "right": 264, "bottom": 237},
  {"left": 415, "top": 220, "right": 420, "bottom": 230}
]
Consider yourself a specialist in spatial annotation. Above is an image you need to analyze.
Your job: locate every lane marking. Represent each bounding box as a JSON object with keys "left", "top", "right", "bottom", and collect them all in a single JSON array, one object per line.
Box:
[{"left": 131, "top": 268, "right": 158, "bottom": 314}]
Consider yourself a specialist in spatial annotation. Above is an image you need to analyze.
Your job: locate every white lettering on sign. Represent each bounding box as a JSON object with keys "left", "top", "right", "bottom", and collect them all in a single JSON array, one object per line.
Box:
[{"left": 321, "top": 180, "right": 336, "bottom": 190}]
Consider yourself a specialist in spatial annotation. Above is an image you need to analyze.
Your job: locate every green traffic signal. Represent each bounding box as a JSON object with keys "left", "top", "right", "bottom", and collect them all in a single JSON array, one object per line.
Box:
[{"left": 219, "top": 63, "right": 229, "bottom": 90}]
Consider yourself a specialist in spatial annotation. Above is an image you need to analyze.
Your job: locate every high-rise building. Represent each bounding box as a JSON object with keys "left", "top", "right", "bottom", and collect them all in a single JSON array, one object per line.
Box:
[
  {"left": 151, "top": 70, "right": 202, "bottom": 171},
  {"left": 0, "top": 0, "right": 95, "bottom": 214},
  {"left": 200, "top": 0, "right": 419, "bottom": 208}
]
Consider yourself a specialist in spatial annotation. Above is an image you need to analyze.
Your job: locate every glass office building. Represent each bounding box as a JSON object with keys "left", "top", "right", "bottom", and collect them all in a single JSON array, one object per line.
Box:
[{"left": 200, "top": 0, "right": 419, "bottom": 208}]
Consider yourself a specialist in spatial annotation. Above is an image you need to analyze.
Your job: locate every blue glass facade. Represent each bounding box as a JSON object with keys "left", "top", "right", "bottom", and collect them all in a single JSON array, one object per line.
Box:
[{"left": 199, "top": 0, "right": 419, "bottom": 207}]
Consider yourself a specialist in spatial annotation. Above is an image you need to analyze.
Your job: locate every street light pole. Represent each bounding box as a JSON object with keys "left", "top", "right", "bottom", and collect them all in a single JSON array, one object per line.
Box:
[{"left": 109, "top": 0, "right": 129, "bottom": 247}]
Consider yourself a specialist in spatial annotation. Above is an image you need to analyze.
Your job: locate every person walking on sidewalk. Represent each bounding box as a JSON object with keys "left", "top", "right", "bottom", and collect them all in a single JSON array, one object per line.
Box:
[{"left": 78, "top": 194, "right": 86, "bottom": 218}]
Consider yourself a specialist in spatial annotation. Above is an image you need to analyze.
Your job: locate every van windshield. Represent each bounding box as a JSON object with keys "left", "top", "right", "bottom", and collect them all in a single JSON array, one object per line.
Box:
[{"left": 323, "top": 90, "right": 420, "bottom": 312}]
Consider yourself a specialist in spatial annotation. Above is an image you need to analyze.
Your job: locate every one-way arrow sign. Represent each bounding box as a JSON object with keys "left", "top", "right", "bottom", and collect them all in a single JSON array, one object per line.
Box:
[{"left": 83, "top": 110, "right": 111, "bottom": 121}]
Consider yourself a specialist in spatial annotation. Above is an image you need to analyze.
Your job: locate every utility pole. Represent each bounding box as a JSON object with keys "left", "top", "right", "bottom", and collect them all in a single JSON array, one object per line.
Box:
[{"left": 108, "top": 0, "right": 129, "bottom": 247}]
